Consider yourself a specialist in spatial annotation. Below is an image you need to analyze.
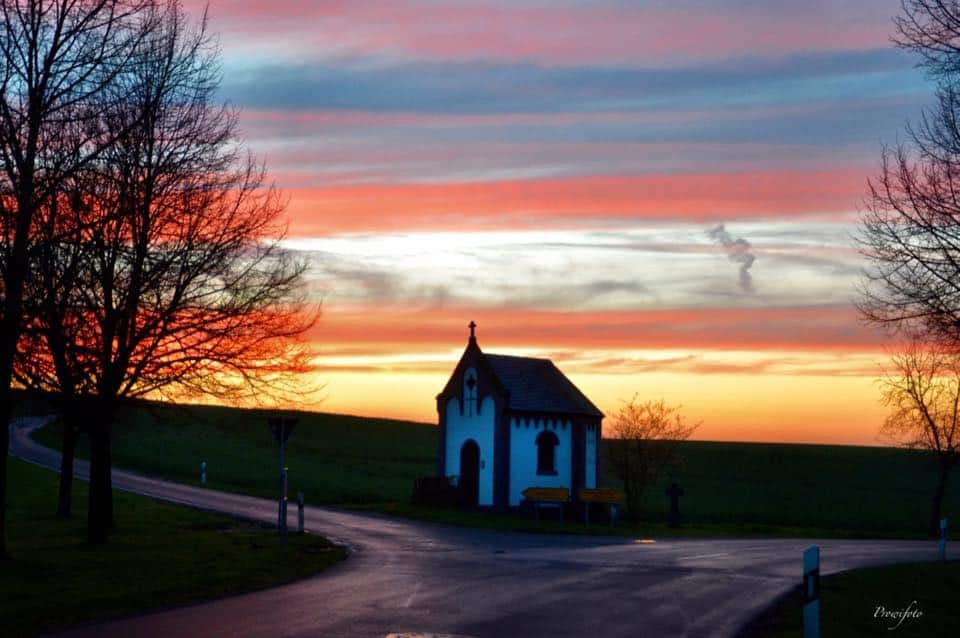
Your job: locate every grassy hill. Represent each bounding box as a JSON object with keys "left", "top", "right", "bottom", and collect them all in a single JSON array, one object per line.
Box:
[
  {"left": 27, "top": 396, "right": 959, "bottom": 536},
  {"left": 32, "top": 399, "right": 437, "bottom": 505}
]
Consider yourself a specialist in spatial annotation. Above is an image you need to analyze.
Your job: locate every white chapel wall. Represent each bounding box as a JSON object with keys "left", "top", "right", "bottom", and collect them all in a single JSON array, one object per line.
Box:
[
  {"left": 445, "top": 394, "right": 496, "bottom": 506},
  {"left": 508, "top": 417, "right": 572, "bottom": 506}
]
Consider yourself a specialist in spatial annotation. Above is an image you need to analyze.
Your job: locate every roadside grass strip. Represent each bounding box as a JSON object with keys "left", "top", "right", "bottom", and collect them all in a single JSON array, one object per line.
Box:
[{"left": 1, "top": 457, "right": 346, "bottom": 636}]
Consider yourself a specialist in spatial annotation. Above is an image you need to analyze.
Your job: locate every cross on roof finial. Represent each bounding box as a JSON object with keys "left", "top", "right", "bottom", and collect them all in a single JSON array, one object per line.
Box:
[{"left": 469, "top": 320, "right": 477, "bottom": 339}]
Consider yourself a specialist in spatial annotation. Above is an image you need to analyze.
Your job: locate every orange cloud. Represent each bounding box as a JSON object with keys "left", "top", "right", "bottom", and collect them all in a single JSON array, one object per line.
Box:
[{"left": 310, "top": 304, "right": 886, "bottom": 353}]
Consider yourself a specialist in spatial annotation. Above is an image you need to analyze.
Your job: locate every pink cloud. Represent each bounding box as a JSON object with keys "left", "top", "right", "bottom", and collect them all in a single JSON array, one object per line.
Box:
[
  {"left": 197, "top": 0, "right": 898, "bottom": 65},
  {"left": 281, "top": 169, "right": 869, "bottom": 234}
]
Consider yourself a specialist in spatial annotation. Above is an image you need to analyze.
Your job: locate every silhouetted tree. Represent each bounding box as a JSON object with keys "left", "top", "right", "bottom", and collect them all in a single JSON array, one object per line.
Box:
[
  {"left": 880, "top": 339, "right": 959, "bottom": 536},
  {"left": 604, "top": 396, "right": 700, "bottom": 522},
  {"left": 857, "top": 0, "right": 960, "bottom": 539},
  {"left": 15, "top": 1, "right": 316, "bottom": 543},
  {"left": 0, "top": 0, "right": 156, "bottom": 557}
]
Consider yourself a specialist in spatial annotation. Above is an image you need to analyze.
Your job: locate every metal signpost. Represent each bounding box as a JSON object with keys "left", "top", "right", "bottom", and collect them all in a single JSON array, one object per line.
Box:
[
  {"left": 268, "top": 416, "right": 298, "bottom": 545},
  {"left": 280, "top": 466, "right": 289, "bottom": 542},
  {"left": 803, "top": 545, "right": 820, "bottom": 638},
  {"left": 940, "top": 517, "right": 949, "bottom": 562},
  {"left": 297, "top": 491, "right": 305, "bottom": 533}
]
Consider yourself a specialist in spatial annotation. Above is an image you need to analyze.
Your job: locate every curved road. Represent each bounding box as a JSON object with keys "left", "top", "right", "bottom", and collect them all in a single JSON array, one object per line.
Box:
[{"left": 9, "top": 418, "right": 952, "bottom": 637}]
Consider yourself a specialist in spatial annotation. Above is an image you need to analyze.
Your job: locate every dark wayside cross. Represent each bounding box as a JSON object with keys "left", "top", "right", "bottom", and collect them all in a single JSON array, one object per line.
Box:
[{"left": 666, "top": 482, "right": 684, "bottom": 528}]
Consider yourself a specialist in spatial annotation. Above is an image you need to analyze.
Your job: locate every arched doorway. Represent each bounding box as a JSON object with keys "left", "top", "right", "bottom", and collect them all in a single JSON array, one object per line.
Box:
[{"left": 459, "top": 440, "right": 480, "bottom": 507}]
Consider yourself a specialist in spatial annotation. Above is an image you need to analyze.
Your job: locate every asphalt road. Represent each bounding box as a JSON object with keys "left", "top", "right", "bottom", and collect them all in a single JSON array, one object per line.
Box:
[{"left": 9, "top": 417, "right": 953, "bottom": 638}]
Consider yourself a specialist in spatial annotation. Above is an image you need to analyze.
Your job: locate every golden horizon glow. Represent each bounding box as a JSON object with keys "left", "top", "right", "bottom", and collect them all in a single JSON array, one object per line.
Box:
[{"left": 296, "top": 346, "right": 893, "bottom": 448}]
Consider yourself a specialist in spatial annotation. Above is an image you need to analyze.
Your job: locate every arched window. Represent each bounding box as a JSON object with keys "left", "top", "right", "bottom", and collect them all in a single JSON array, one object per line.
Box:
[
  {"left": 463, "top": 368, "right": 478, "bottom": 416},
  {"left": 536, "top": 431, "right": 559, "bottom": 475}
]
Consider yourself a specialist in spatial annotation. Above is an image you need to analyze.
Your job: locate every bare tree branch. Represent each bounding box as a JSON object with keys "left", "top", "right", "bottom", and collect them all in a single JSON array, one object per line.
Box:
[{"left": 856, "top": 3, "right": 960, "bottom": 348}]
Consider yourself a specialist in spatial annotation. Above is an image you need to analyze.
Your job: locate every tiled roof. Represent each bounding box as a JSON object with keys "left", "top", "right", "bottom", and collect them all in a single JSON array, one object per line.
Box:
[{"left": 485, "top": 354, "right": 603, "bottom": 418}]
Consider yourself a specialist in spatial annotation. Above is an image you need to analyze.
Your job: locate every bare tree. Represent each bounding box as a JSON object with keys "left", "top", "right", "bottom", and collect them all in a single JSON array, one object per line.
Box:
[
  {"left": 604, "top": 396, "right": 700, "bottom": 521},
  {"left": 880, "top": 340, "right": 960, "bottom": 536},
  {"left": 13, "top": 1, "right": 315, "bottom": 543},
  {"left": 857, "top": 1, "right": 960, "bottom": 538},
  {"left": 0, "top": 0, "right": 156, "bottom": 557}
]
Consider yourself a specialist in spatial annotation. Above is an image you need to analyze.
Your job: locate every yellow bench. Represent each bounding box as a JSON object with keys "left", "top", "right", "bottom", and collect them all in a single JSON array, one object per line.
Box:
[
  {"left": 578, "top": 488, "right": 625, "bottom": 525},
  {"left": 578, "top": 488, "right": 624, "bottom": 503},
  {"left": 522, "top": 487, "right": 570, "bottom": 521}
]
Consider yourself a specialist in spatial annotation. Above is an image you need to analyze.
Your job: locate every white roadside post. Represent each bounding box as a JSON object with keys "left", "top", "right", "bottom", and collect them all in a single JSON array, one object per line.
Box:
[
  {"left": 940, "top": 518, "right": 949, "bottom": 562},
  {"left": 803, "top": 545, "right": 820, "bottom": 638},
  {"left": 200, "top": 461, "right": 207, "bottom": 485}
]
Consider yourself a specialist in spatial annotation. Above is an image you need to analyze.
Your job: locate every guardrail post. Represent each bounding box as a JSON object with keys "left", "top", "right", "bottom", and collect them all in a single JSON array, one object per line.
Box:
[
  {"left": 297, "top": 491, "right": 305, "bottom": 533},
  {"left": 279, "top": 466, "right": 288, "bottom": 545},
  {"left": 940, "top": 517, "right": 949, "bottom": 562},
  {"left": 803, "top": 545, "right": 820, "bottom": 638}
]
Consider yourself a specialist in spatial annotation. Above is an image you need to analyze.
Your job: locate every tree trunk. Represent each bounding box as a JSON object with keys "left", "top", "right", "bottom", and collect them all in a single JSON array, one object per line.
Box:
[
  {"left": 0, "top": 272, "right": 27, "bottom": 557},
  {"left": 0, "top": 299, "right": 23, "bottom": 557},
  {"left": 57, "top": 419, "right": 77, "bottom": 518},
  {"left": 0, "top": 395, "right": 9, "bottom": 558},
  {"left": 929, "top": 461, "right": 952, "bottom": 538},
  {"left": 87, "top": 407, "right": 115, "bottom": 544}
]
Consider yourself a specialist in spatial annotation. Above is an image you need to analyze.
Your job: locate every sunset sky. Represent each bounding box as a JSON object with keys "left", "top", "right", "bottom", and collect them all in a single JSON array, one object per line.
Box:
[{"left": 195, "top": 0, "right": 932, "bottom": 445}]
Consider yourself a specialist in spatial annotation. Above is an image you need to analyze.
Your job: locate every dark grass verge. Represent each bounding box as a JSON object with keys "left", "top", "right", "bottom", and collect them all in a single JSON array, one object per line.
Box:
[
  {"left": 736, "top": 560, "right": 960, "bottom": 637},
  {"left": 1, "top": 457, "right": 347, "bottom": 637}
]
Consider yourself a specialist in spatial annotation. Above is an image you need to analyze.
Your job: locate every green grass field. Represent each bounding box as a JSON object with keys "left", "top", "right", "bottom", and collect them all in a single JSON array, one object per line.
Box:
[
  {"left": 29, "top": 397, "right": 959, "bottom": 537},
  {"left": 738, "top": 560, "right": 960, "bottom": 637},
  {"left": 2, "top": 457, "right": 346, "bottom": 636},
  {"left": 617, "top": 440, "right": 956, "bottom": 535},
  {"left": 30, "top": 400, "right": 439, "bottom": 504}
]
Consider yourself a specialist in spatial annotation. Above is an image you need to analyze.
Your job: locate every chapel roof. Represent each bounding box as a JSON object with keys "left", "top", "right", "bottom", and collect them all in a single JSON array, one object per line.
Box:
[{"left": 484, "top": 353, "right": 604, "bottom": 418}]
